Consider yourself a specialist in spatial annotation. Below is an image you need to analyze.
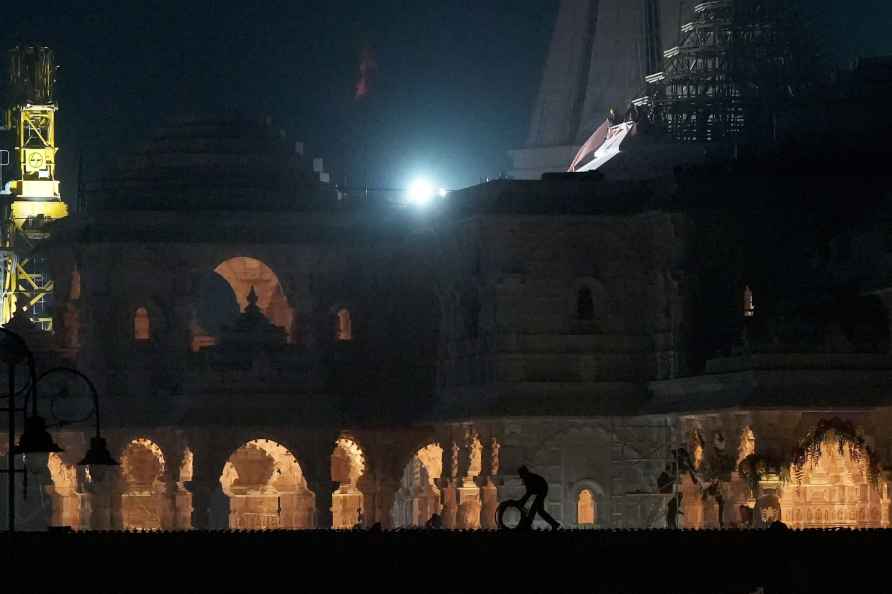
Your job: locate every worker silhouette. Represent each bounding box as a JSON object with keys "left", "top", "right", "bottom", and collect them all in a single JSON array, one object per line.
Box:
[{"left": 517, "top": 466, "right": 561, "bottom": 530}]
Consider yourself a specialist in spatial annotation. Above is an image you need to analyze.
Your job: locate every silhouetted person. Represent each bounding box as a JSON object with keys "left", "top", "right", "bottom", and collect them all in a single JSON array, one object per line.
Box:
[
  {"left": 517, "top": 466, "right": 560, "bottom": 530},
  {"left": 657, "top": 465, "right": 674, "bottom": 494},
  {"left": 739, "top": 505, "right": 754, "bottom": 528},
  {"left": 369, "top": 522, "right": 382, "bottom": 533},
  {"left": 425, "top": 513, "right": 443, "bottom": 530}
]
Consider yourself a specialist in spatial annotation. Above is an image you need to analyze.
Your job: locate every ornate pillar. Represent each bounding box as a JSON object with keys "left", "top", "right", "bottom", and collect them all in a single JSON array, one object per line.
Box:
[
  {"left": 83, "top": 469, "right": 123, "bottom": 530},
  {"left": 479, "top": 436, "right": 502, "bottom": 529},
  {"left": 438, "top": 441, "right": 460, "bottom": 529},
  {"left": 456, "top": 428, "right": 482, "bottom": 529}
]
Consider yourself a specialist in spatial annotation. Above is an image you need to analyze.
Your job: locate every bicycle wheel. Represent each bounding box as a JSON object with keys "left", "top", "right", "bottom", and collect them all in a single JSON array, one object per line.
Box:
[{"left": 496, "top": 500, "right": 528, "bottom": 530}]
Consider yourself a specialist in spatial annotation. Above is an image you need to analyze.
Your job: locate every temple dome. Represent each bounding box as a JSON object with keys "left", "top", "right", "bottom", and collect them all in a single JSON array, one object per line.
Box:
[{"left": 83, "top": 114, "right": 331, "bottom": 211}]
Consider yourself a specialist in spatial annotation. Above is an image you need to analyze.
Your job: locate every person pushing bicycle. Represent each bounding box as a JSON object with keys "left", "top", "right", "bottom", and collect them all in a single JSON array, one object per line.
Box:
[{"left": 517, "top": 465, "right": 561, "bottom": 530}]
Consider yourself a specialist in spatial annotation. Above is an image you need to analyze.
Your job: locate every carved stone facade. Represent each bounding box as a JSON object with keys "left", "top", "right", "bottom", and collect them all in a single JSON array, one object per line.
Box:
[{"left": 2, "top": 114, "right": 891, "bottom": 532}]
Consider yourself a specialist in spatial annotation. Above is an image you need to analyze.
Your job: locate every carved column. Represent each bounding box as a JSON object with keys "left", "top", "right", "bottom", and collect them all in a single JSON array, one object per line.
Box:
[
  {"left": 437, "top": 441, "right": 460, "bottom": 529},
  {"left": 479, "top": 436, "right": 502, "bottom": 529},
  {"left": 83, "top": 469, "right": 123, "bottom": 530},
  {"left": 455, "top": 428, "right": 482, "bottom": 529}
]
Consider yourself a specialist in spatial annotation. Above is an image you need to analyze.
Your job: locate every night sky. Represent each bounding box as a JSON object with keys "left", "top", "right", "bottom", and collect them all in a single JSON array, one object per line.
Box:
[{"left": 2, "top": 1, "right": 891, "bottom": 196}]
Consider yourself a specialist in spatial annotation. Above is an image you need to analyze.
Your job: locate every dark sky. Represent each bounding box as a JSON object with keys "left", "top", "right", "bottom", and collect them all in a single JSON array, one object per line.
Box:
[{"left": 3, "top": 1, "right": 892, "bottom": 195}]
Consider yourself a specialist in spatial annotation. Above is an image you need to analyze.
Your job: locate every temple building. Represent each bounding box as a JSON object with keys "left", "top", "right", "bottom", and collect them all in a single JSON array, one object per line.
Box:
[{"left": 3, "top": 2, "right": 892, "bottom": 533}]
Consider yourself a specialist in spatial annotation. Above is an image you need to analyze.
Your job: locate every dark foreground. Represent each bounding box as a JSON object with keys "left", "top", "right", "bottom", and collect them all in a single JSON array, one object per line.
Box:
[{"left": 1, "top": 528, "right": 878, "bottom": 593}]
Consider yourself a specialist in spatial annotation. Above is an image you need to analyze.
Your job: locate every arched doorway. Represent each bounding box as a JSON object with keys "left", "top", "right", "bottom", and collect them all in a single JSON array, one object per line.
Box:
[
  {"left": 331, "top": 438, "right": 366, "bottom": 528},
  {"left": 120, "top": 438, "right": 169, "bottom": 530},
  {"left": 221, "top": 440, "right": 315, "bottom": 530},
  {"left": 577, "top": 489, "right": 597, "bottom": 527},
  {"left": 392, "top": 443, "right": 443, "bottom": 528},
  {"left": 192, "top": 256, "right": 295, "bottom": 350}
]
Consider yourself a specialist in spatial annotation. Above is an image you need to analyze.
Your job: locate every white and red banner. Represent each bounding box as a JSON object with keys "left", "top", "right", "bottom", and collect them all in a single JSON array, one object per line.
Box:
[{"left": 568, "top": 121, "right": 636, "bottom": 173}]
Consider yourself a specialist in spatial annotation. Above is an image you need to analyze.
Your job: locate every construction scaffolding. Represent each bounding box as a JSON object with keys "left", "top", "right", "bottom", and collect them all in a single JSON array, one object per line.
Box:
[{"left": 640, "top": 0, "right": 808, "bottom": 144}]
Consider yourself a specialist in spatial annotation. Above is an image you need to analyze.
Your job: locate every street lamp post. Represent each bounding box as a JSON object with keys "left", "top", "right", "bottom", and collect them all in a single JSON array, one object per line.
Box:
[{"left": 0, "top": 327, "right": 118, "bottom": 534}]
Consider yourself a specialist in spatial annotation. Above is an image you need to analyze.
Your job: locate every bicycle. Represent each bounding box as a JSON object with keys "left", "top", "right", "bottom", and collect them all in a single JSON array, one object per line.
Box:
[{"left": 496, "top": 498, "right": 534, "bottom": 530}]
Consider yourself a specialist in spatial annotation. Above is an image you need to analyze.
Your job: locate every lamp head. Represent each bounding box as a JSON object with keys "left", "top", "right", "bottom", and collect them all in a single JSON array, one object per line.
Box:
[
  {"left": 78, "top": 436, "right": 118, "bottom": 470},
  {"left": 12, "top": 415, "right": 63, "bottom": 455}
]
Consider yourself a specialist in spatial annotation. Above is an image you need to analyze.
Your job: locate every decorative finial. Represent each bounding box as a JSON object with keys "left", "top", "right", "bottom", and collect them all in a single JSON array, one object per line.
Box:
[{"left": 246, "top": 286, "right": 259, "bottom": 309}]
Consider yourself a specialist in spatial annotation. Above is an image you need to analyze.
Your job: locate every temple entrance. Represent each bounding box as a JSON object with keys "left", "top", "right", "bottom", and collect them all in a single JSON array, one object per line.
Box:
[
  {"left": 331, "top": 438, "right": 366, "bottom": 528},
  {"left": 120, "top": 438, "right": 169, "bottom": 530},
  {"left": 221, "top": 439, "right": 315, "bottom": 530},
  {"left": 392, "top": 444, "right": 443, "bottom": 528}
]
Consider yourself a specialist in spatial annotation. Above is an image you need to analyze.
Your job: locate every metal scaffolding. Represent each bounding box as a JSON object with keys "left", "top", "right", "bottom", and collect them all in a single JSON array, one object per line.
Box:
[{"left": 640, "top": 0, "right": 806, "bottom": 144}]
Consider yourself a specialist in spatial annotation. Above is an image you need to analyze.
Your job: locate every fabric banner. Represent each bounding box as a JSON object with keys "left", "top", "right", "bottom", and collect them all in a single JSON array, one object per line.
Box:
[
  {"left": 568, "top": 119, "right": 610, "bottom": 172},
  {"left": 574, "top": 122, "right": 636, "bottom": 173}
]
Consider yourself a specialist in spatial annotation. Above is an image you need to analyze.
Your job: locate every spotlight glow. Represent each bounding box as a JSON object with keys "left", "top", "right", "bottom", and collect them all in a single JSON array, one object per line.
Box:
[{"left": 407, "top": 178, "right": 436, "bottom": 206}]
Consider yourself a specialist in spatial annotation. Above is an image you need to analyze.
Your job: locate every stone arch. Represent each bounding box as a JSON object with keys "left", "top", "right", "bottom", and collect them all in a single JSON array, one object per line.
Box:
[
  {"left": 331, "top": 437, "right": 366, "bottom": 528},
  {"left": 392, "top": 443, "right": 444, "bottom": 528},
  {"left": 119, "top": 438, "right": 169, "bottom": 530},
  {"left": 221, "top": 439, "right": 315, "bottom": 530},
  {"left": 571, "top": 480, "right": 605, "bottom": 528},
  {"left": 215, "top": 257, "right": 294, "bottom": 335},
  {"left": 193, "top": 256, "right": 295, "bottom": 348}
]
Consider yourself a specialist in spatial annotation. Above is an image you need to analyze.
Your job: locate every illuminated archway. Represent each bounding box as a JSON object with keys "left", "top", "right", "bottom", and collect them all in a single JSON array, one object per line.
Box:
[
  {"left": 119, "top": 438, "right": 168, "bottom": 530},
  {"left": 215, "top": 257, "right": 293, "bottom": 337},
  {"left": 221, "top": 440, "right": 315, "bottom": 530},
  {"left": 392, "top": 443, "right": 443, "bottom": 528},
  {"left": 331, "top": 438, "right": 366, "bottom": 528},
  {"left": 193, "top": 257, "right": 295, "bottom": 349},
  {"left": 133, "top": 307, "right": 150, "bottom": 341},
  {"left": 577, "top": 489, "right": 597, "bottom": 527}
]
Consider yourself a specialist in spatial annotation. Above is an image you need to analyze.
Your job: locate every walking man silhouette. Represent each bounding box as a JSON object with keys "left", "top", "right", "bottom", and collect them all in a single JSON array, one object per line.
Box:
[{"left": 517, "top": 466, "right": 561, "bottom": 530}]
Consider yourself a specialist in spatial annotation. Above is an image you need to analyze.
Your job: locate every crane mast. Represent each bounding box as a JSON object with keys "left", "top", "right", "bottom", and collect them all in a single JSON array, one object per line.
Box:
[{"left": 1, "top": 45, "right": 68, "bottom": 331}]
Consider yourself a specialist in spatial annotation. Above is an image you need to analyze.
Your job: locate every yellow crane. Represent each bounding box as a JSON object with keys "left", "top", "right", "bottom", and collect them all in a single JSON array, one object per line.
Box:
[{"left": 1, "top": 45, "right": 68, "bottom": 330}]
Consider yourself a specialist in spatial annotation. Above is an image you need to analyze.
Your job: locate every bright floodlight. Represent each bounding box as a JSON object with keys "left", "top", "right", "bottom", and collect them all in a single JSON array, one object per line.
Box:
[{"left": 408, "top": 178, "right": 436, "bottom": 206}]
